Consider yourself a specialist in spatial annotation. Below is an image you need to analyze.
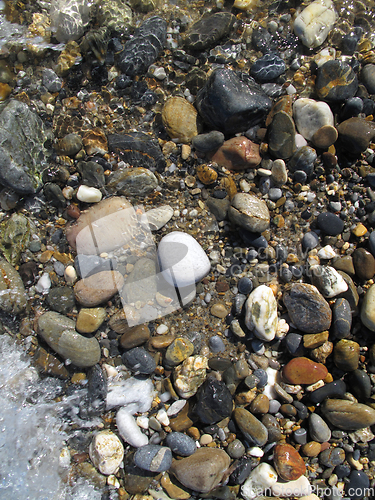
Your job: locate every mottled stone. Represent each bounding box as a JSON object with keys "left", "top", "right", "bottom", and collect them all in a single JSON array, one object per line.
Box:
[
  {"left": 282, "top": 357, "right": 328, "bottom": 385},
  {"left": 268, "top": 111, "right": 296, "bottom": 159},
  {"left": 333, "top": 298, "right": 352, "bottom": 339},
  {"left": 122, "top": 347, "right": 156, "bottom": 375},
  {"left": 228, "top": 193, "right": 270, "bottom": 233},
  {"left": 174, "top": 355, "right": 208, "bottom": 398},
  {"left": 182, "top": 12, "right": 235, "bottom": 50},
  {"left": 0, "top": 213, "right": 31, "bottom": 266},
  {"left": 273, "top": 444, "right": 306, "bottom": 481},
  {"left": 322, "top": 399, "right": 375, "bottom": 430},
  {"left": 165, "top": 338, "right": 195, "bottom": 367},
  {"left": 134, "top": 445, "right": 172, "bottom": 472},
  {"left": 106, "top": 166, "right": 158, "bottom": 197},
  {"left": 0, "top": 257, "right": 27, "bottom": 314},
  {"left": 89, "top": 430, "right": 124, "bottom": 475},
  {"left": 316, "top": 60, "right": 358, "bottom": 102},
  {"left": 310, "top": 265, "right": 348, "bottom": 298},
  {"left": 250, "top": 53, "right": 286, "bottom": 83},
  {"left": 209, "top": 136, "right": 261, "bottom": 170},
  {"left": 120, "top": 324, "right": 150, "bottom": 349},
  {"left": 74, "top": 271, "right": 124, "bottom": 307},
  {"left": 293, "top": 98, "right": 334, "bottom": 141},
  {"left": 334, "top": 339, "right": 360, "bottom": 372},
  {"left": 245, "top": 285, "right": 278, "bottom": 341},
  {"left": 233, "top": 407, "right": 268, "bottom": 446},
  {"left": 195, "top": 164, "right": 218, "bottom": 185},
  {"left": 337, "top": 117, "right": 375, "bottom": 154},
  {"left": 162, "top": 96, "right": 201, "bottom": 144},
  {"left": 294, "top": 0, "right": 337, "bottom": 48}
]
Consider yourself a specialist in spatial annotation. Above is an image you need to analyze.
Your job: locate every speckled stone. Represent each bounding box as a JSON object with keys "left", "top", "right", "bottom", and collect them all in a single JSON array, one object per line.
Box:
[
  {"left": 182, "top": 12, "right": 236, "bottom": 50},
  {"left": 162, "top": 96, "right": 201, "bottom": 144},
  {"left": 319, "top": 447, "right": 345, "bottom": 467},
  {"left": 122, "top": 347, "right": 156, "bottom": 374},
  {"left": 352, "top": 247, "right": 375, "bottom": 281},
  {"left": 228, "top": 193, "right": 270, "bottom": 233},
  {"left": 174, "top": 355, "right": 208, "bottom": 398},
  {"left": 273, "top": 444, "right": 306, "bottom": 481},
  {"left": 268, "top": 111, "right": 296, "bottom": 159},
  {"left": 195, "top": 164, "right": 218, "bottom": 184},
  {"left": 322, "top": 399, "right": 375, "bottom": 430},
  {"left": 337, "top": 117, "right": 375, "bottom": 154},
  {"left": 164, "top": 338, "right": 195, "bottom": 367},
  {"left": 209, "top": 136, "right": 261, "bottom": 170},
  {"left": 283, "top": 283, "right": 332, "bottom": 333},
  {"left": 333, "top": 339, "right": 360, "bottom": 372},
  {"left": 245, "top": 285, "right": 278, "bottom": 341},
  {"left": 233, "top": 407, "right": 268, "bottom": 446},
  {"left": 315, "top": 60, "right": 358, "bottom": 102},
  {"left": 282, "top": 357, "right": 328, "bottom": 385},
  {"left": 310, "top": 265, "right": 348, "bottom": 298}
]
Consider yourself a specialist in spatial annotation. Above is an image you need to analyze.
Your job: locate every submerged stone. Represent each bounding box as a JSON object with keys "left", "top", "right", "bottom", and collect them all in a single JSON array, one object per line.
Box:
[
  {"left": 182, "top": 12, "right": 236, "bottom": 51},
  {"left": 0, "top": 213, "right": 31, "bottom": 266},
  {"left": 108, "top": 132, "right": 165, "bottom": 172}
]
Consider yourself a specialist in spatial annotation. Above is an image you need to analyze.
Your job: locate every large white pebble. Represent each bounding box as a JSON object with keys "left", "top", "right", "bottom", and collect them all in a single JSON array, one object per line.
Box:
[
  {"left": 242, "top": 463, "right": 278, "bottom": 500},
  {"left": 77, "top": 185, "right": 103, "bottom": 203},
  {"left": 245, "top": 285, "right": 278, "bottom": 341},
  {"left": 294, "top": 0, "right": 337, "bottom": 48},
  {"left": 293, "top": 98, "right": 334, "bottom": 141},
  {"left": 89, "top": 430, "right": 124, "bottom": 475},
  {"left": 116, "top": 407, "right": 148, "bottom": 447},
  {"left": 106, "top": 376, "right": 154, "bottom": 413},
  {"left": 158, "top": 231, "right": 210, "bottom": 287},
  {"left": 272, "top": 475, "right": 312, "bottom": 497}
]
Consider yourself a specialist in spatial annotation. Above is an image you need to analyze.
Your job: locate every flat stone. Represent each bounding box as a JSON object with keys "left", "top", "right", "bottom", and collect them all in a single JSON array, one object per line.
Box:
[
  {"left": 76, "top": 307, "right": 106, "bottom": 334},
  {"left": 244, "top": 285, "right": 278, "bottom": 341},
  {"left": 196, "top": 68, "right": 272, "bottom": 135},
  {"left": 250, "top": 53, "right": 286, "bottom": 83},
  {"left": 321, "top": 399, "right": 375, "bottom": 430},
  {"left": 317, "top": 212, "right": 344, "bottom": 235},
  {"left": 293, "top": 98, "right": 334, "bottom": 141},
  {"left": 0, "top": 257, "right": 27, "bottom": 314},
  {"left": 309, "top": 413, "right": 331, "bottom": 442},
  {"left": 334, "top": 339, "right": 360, "bottom": 372},
  {"left": 169, "top": 447, "right": 231, "bottom": 493},
  {"left": 282, "top": 357, "right": 328, "bottom": 385},
  {"left": 352, "top": 248, "right": 375, "bottom": 280},
  {"left": 192, "top": 131, "right": 225, "bottom": 152},
  {"left": 182, "top": 12, "right": 236, "bottom": 50},
  {"left": 122, "top": 346, "right": 156, "bottom": 374},
  {"left": 134, "top": 445, "right": 172, "bottom": 472},
  {"left": 74, "top": 271, "right": 124, "bottom": 307},
  {"left": 294, "top": 0, "right": 337, "bottom": 48},
  {"left": 89, "top": 430, "right": 124, "bottom": 475},
  {"left": 268, "top": 111, "right": 296, "bottom": 159},
  {"left": 283, "top": 283, "right": 332, "bottom": 333},
  {"left": 162, "top": 96, "right": 201, "bottom": 144},
  {"left": 309, "top": 379, "right": 346, "bottom": 404},
  {"left": 360, "top": 284, "right": 375, "bottom": 331},
  {"left": 195, "top": 377, "right": 233, "bottom": 424},
  {"left": 106, "top": 166, "right": 158, "bottom": 197},
  {"left": 337, "top": 117, "right": 375, "bottom": 154},
  {"left": 316, "top": 60, "right": 358, "bottom": 102},
  {"left": 233, "top": 407, "right": 268, "bottom": 447},
  {"left": 311, "top": 125, "right": 338, "bottom": 149},
  {"left": 165, "top": 338, "right": 195, "bottom": 367},
  {"left": 333, "top": 298, "right": 352, "bottom": 339},
  {"left": 273, "top": 443, "right": 306, "bottom": 481},
  {"left": 228, "top": 193, "right": 270, "bottom": 233},
  {"left": 209, "top": 136, "right": 261, "bottom": 170},
  {"left": 310, "top": 265, "right": 348, "bottom": 298},
  {"left": 120, "top": 324, "right": 150, "bottom": 349}
]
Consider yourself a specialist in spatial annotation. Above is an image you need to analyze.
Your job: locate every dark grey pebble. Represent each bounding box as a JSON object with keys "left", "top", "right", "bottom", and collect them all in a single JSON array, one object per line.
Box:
[
  {"left": 58, "top": 133, "right": 83, "bottom": 156},
  {"left": 77, "top": 161, "right": 105, "bottom": 188},
  {"left": 192, "top": 131, "right": 225, "bottom": 152},
  {"left": 240, "top": 230, "right": 268, "bottom": 249},
  {"left": 229, "top": 457, "right": 253, "bottom": 485},
  {"left": 250, "top": 53, "right": 286, "bottom": 83},
  {"left": 206, "top": 197, "right": 230, "bottom": 222},
  {"left": 232, "top": 294, "right": 247, "bottom": 316},
  {"left": 47, "top": 286, "right": 75, "bottom": 315},
  {"left": 285, "top": 332, "right": 305, "bottom": 357},
  {"left": 237, "top": 277, "right": 253, "bottom": 295},
  {"left": 335, "top": 464, "right": 351, "bottom": 479},
  {"left": 341, "top": 96, "right": 363, "bottom": 120},
  {"left": 333, "top": 298, "right": 352, "bottom": 339},
  {"left": 279, "top": 266, "right": 293, "bottom": 283},
  {"left": 262, "top": 414, "right": 282, "bottom": 443},
  {"left": 346, "top": 369, "right": 372, "bottom": 400},
  {"left": 253, "top": 369, "right": 267, "bottom": 388},
  {"left": 317, "top": 212, "right": 344, "bottom": 236},
  {"left": 134, "top": 444, "right": 172, "bottom": 472},
  {"left": 195, "top": 377, "right": 233, "bottom": 424},
  {"left": 302, "top": 231, "right": 320, "bottom": 250},
  {"left": 209, "top": 335, "right": 226, "bottom": 353},
  {"left": 361, "top": 64, "right": 375, "bottom": 94},
  {"left": 346, "top": 470, "right": 370, "bottom": 500},
  {"left": 293, "top": 401, "right": 308, "bottom": 420},
  {"left": 320, "top": 448, "right": 345, "bottom": 467},
  {"left": 261, "top": 82, "right": 284, "bottom": 98},
  {"left": 42, "top": 68, "right": 62, "bottom": 93},
  {"left": 84, "top": 365, "right": 107, "bottom": 417},
  {"left": 309, "top": 380, "right": 347, "bottom": 405},
  {"left": 294, "top": 428, "right": 307, "bottom": 444},
  {"left": 293, "top": 170, "right": 308, "bottom": 183},
  {"left": 316, "top": 60, "right": 358, "bottom": 102},
  {"left": 208, "top": 357, "right": 233, "bottom": 371},
  {"left": 165, "top": 432, "right": 197, "bottom": 457},
  {"left": 43, "top": 183, "right": 66, "bottom": 208},
  {"left": 288, "top": 146, "right": 317, "bottom": 175},
  {"left": 122, "top": 347, "right": 156, "bottom": 374},
  {"left": 369, "top": 231, "right": 375, "bottom": 257},
  {"left": 19, "top": 261, "right": 39, "bottom": 287}
]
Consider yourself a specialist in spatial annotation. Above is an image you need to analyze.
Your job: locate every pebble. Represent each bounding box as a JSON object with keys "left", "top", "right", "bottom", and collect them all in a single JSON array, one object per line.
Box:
[
  {"left": 0, "top": 258, "right": 27, "bottom": 314},
  {"left": 333, "top": 339, "right": 360, "bottom": 372},
  {"left": 250, "top": 53, "right": 286, "bottom": 83},
  {"left": 210, "top": 136, "right": 261, "bottom": 170},
  {"left": 162, "top": 96, "right": 201, "bottom": 144},
  {"left": 76, "top": 307, "right": 106, "bottom": 334},
  {"left": 293, "top": 0, "right": 337, "bottom": 48},
  {"left": 74, "top": 271, "right": 124, "bottom": 307},
  {"left": 174, "top": 355, "right": 208, "bottom": 398},
  {"left": 210, "top": 303, "right": 229, "bottom": 318},
  {"left": 208, "top": 335, "right": 225, "bottom": 353},
  {"left": 352, "top": 248, "right": 375, "bottom": 280},
  {"left": 192, "top": 131, "right": 225, "bottom": 152},
  {"left": 309, "top": 413, "right": 331, "bottom": 442},
  {"left": 273, "top": 443, "right": 306, "bottom": 481},
  {"left": 122, "top": 347, "right": 156, "bottom": 375},
  {"left": 316, "top": 60, "right": 358, "bottom": 102},
  {"left": 272, "top": 475, "right": 311, "bottom": 498},
  {"left": 244, "top": 285, "right": 278, "bottom": 341},
  {"left": 182, "top": 11, "right": 235, "bottom": 50},
  {"left": 241, "top": 462, "right": 278, "bottom": 500},
  {"left": 89, "top": 430, "right": 124, "bottom": 475},
  {"left": 165, "top": 338, "right": 195, "bottom": 367},
  {"left": 309, "top": 379, "right": 346, "bottom": 404},
  {"left": 107, "top": 166, "right": 158, "bottom": 197},
  {"left": 233, "top": 407, "right": 268, "bottom": 447},
  {"left": 310, "top": 265, "right": 348, "bottom": 298},
  {"left": 288, "top": 146, "right": 317, "bottom": 176},
  {"left": 337, "top": 117, "right": 375, "bottom": 154},
  {"left": 271, "top": 159, "right": 288, "bottom": 186},
  {"left": 37, "top": 311, "right": 101, "bottom": 368},
  {"left": 361, "top": 63, "right": 375, "bottom": 94},
  {"left": 134, "top": 444, "right": 172, "bottom": 472},
  {"left": 108, "top": 132, "right": 165, "bottom": 172},
  {"left": 317, "top": 212, "right": 344, "bottom": 235},
  {"left": 195, "top": 68, "right": 272, "bottom": 135},
  {"left": 311, "top": 125, "right": 338, "bottom": 149},
  {"left": 319, "top": 447, "right": 345, "bottom": 467},
  {"left": 35, "top": 272, "right": 51, "bottom": 294},
  {"left": 165, "top": 432, "right": 197, "bottom": 457},
  {"left": 360, "top": 284, "right": 375, "bottom": 331},
  {"left": 322, "top": 399, "right": 375, "bottom": 430},
  {"left": 268, "top": 111, "right": 296, "bottom": 159},
  {"left": 302, "top": 441, "right": 322, "bottom": 457},
  {"left": 158, "top": 231, "right": 210, "bottom": 288},
  {"left": 226, "top": 439, "right": 245, "bottom": 459},
  {"left": 347, "top": 369, "right": 372, "bottom": 400},
  {"left": 120, "top": 324, "right": 151, "bottom": 349},
  {"left": 347, "top": 470, "right": 370, "bottom": 500},
  {"left": 169, "top": 447, "right": 231, "bottom": 493},
  {"left": 228, "top": 193, "right": 270, "bottom": 233},
  {"left": 145, "top": 205, "right": 173, "bottom": 231},
  {"left": 282, "top": 357, "right": 328, "bottom": 385},
  {"left": 302, "top": 231, "right": 320, "bottom": 250},
  {"left": 293, "top": 98, "right": 334, "bottom": 141},
  {"left": 195, "top": 377, "right": 233, "bottom": 424},
  {"left": 195, "top": 164, "right": 218, "bottom": 185},
  {"left": 283, "top": 283, "right": 332, "bottom": 333}
]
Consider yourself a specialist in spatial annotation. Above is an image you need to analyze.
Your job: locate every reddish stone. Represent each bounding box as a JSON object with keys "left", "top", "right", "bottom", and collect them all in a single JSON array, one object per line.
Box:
[
  {"left": 67, "top": 203, "right": 80, "bottom": 219},
  {"left": 273, "top": 443, "right": 306, "bottom": 481},
  {"left": 282, "top": 357, "right": 328, "bottom": 385},
  {"left": 209, "top": 136, "right": 261, "bottom": 170}
]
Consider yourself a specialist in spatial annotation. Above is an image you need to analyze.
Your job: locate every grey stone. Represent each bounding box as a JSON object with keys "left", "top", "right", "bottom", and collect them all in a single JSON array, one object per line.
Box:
[
  {"left": 124, "top": 258, "right": 158, "bottom": 304},
  {"left": 228, "top": 193, "right": 270, "bottom": 233},
  {"left": 42, "top": 68, "right": 62, "bottom": 92},
  {"left": 0, "top": 257, "right": 27, "bottom": 314},
  {"left": 134, "top": 445, "right": 172, "bottom": 472},
  {"left": 47, "top": 286, "right": 76, "bottom": 314},
  {"left": 106, "top": 167, "right": 158, "bottom": 197},
  {"left": 122, "top": 347, "right": 156, "bottom": 374},
  {"left": 165, "top": 432, "right": 197, "bottom": 457},
  {"left": 309, "top": 413, "right": 331, "bottom": 443}
]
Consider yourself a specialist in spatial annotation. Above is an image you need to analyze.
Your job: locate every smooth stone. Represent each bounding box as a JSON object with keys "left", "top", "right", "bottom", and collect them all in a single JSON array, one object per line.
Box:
[
  {"left": 347, "top": 470, "right": 370, "bottom": 500},
  {"left": 77, "top": 185, "right": 102, "bottom": 203},
  {"left": 309, "top": 379, "right": 346, "bottom": 404},
  {"left": 333, "top": 339, "right": 360, "bottom": 372},
  {"left": 271, "top": 159, "right": 288, "bottom": 186},
  {"left": 268, "top": 111, "right": 296, "bottom": 159},
  {"left": 120, "top": 324, "right": 150, "bottom": 349},
  {"left": 321, "top": 399, "right": 375, "bottom": 430},
  {"left": 250, "top": 394, "right": 270, "bottom": 414},
  {"left": 123, "top": 257, "right": 157, "bottom": 304},
  {"left": 318, "top": 245, "right": 336, "bottom": 259},
  {"left": 352, "top": 247, "right": 375, "bottom": 280},
  {"left": 262, "top": 414, "right": 282, "bottom": 442},
  {"left": 209, "top": 136, "right": 261, "bottom": 170},
  {"left": 195, "top": 377, "right": 233, "bottom": 424},
  {"left": 283, "top": 283, "right": 332, "bottom": 333},
  {"left": 145, "top": 205, "right": 173, "bottom": 230},
  {"left": 122, "top": 346, "right": 156, "bottom": 374},
  {"left": 294, "top": 0, "right": 337, "bottom": 48},
  {"left": 165, "top": 338, "right": 195, "bottom": 367},
  {"left": 192, "top": 131, "right": 225, "bottom": 152},
  {"left": 303, "top": 331, "right": 329, "bottom": 349},
  {"left": 241, "top": 463, "right": 278, "bottom": 500},
  {"left": 294, "top": 428, "right": 307, "bottom": 444},
  {"left": 195, "top": 164, "right": 218, "bottom": 185},
  {"left": 347, "top": 369, "right": 372, "bottom": 400},
  {"left": 302, "top": 231, "right": 320, "bottom": 250},
  {"left": 244, "top": 285, "right": 278, "bottom": 341},
  {"left": 360, "top": 284, "right": 375, "bottom": 331},
  {"left": 37, "top": 311, "right": 101, "bottom": 368},
  {"left": 309, "top": 413, "right": 331, "bottom": 442},
  {"left": 337, "top": 271, "right": 359, "bottom": 315},
  {"left": 76, "top": 307, "right": 106, "bottom": 334},
  {"left": 250, "top": 53, "right": 286, "bottom": 83},
  {"left": 228, "top": 193, "right": 270, "bottom": 233},
  {"left": 311, "top": 125, "right": 338, "bottom": 149},
  {"left": 285, "top": 332, "right": 305, "bottom": 357},
  {"left": 107, "top": 166, "right": 158, "bottom": 197},
  {"left": 317, "top": 212, "right": 344, "bottom": 235},
  {"left": 108, "top": 132, "right": 165, "bottom": 172},
  {"left": 273, "top": 443, "right": 306, "bottom": 481},
  {"left": 332, "top": 256, "right": 355, "bottom": 277},
  {"left": 195, "top": 68, "right": 272, "bottom": 135},
  {"left": 0, "top": 257, "right": 27, "bottom": 314},
  {"left": 233, "top": 407, "right": 268, "bottom": 447},
  {"left": 206, "top": 197, "right": 230, "bottom": 221},
  {"left": 44, "top": 183, "right": 66, "bottom": 208},
  {"left": 169, "top": 448, "right": 231, "bottom": 493},
  {"left": 338, "top": 116, "right": 375, "bottom": 154},
  {"left": 333, "top": 298, "right": 352, "bottom": 339},
  {"left": 182, "top": 11, "right": 235, "bottom": 50},
  {"left": 74, "top": 271, "right": 124, "bottom": 307},
  {"left": 310, "top": 265, "right": 348, "bottom": 298},
  {"left": 89, "top": 430, "right": 124, "bottom": 475},
  {"left": 319, "top": 447, "right": 345, "bottom": 467},
  {"left": 47, "top": 286, "right": 75, "bottom": 314},
  {"left": 316, "top": 60, "right": 358, "bottom": 102},
  {"left": 58, "top": 133, "right": 83, "bottom": 156},
  {"left": 226, "top": 439, "right": 246, "bottom": 459},
  {"left": 165, "top": 432, "right": 197, "bottom": 457},
  {"left": 158, "top": 231, "right": 210, "bottom": 288},
  {"left": 293, "top": 98, "right": 334, "bottom": 141},
  {"left": 134, "top": 445, "right": 172, "bottom": 472},
  {"left": 282, "top": 357, "right": 328, "bottom": 385},
  {"left": 361, "top": 64, "right": 375, "bottom": 94},
  {"left": 272, "top": 476, "right": 312, "bottom": 497},
  {"left": 301, "top": 441, "right": 322, "bottom": 457},
  {"left": 162, "top": 96, "right": 201, "bottom": 144},
  {"left": 174, "top": 355, "right": 208, "bottom": 398},
  {"left": 85, "top": 365, "right": 107, "bottom": 417},
  {"left": 117, "top": 412, "right": 147, "bottom": 450},
  {"left": 238, "top": 277, "right": 253, "bottom": 295}
]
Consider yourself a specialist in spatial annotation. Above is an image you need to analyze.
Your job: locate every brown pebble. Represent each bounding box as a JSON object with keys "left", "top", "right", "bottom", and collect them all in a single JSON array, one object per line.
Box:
[
  {"left": 282, "top": 357, "right": 328, "bottom": 385},
  {"left": 215, "top": 280, "right": 230, "bottom": 292},
  {"left": 210, "top": 303, "right": 229, "bottom": 319},
  {"left": 67, "top": 203, "right": 80, "bottom": 219},
  {"left": 303, "top": 331, "right": 329, "bottom": 349},
  {"left": 169, "top": 402, "right": 193, "bottom": 432},
  {"left": 333, "top": 339, "right": 360, "bottom": 371},
  {"left": 120, "top": 324, "right": 150, "bottom": 349},
  {"left": 150, "top": 334, "right": 175, "bottom": 349},
  {"left": 196, "top": 164, "right": 218, "bottom": 185},
  {"left": 273, "top": 443, "right": 306, "bottom": 481},
  {"left": 187, "top": 427, "right": 200, "bottom": 441},
  {"left": 311, "top": 125, "right": 338, "bottom": 149},
  {"left": 209, "top": 136, "right": 261, "bottom": 170},
  {"left": 311, "top": 341, "right": 334, "bottom": 364},
  {"left": 301, "top": 441, "right": 322, "bottom": 457},
  {"left": 352, "top": 247, "right": 375, "bottom": 280},
  {"left": 249, "top": 394, "right": 270, "bottom": 414}
]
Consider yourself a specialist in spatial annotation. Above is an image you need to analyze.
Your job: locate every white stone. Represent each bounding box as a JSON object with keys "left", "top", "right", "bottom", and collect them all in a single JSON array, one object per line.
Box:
[
  {"left": 314, "top": 46, "right": 336, "bottom": 68},
  {"left": 294, "top": 0, "right": 337, "bottom": 48},
  {"left": 293, "top": 98, "right": 334, "bottom": 141},
  {"left": 248, "top": 447, "right": 263, "bottom": 457},
  {"left": 310, "top": 265, "right": 348, "bottom": 298},
  {"left": 263, "top": 366, "right": 279, "bottom": 400},
  {"left": 242, "top": 463, "right": 278, "bottom": 500},
  {"left": 116, "top": 407, "right": 148, "bottom": 447},
  {"left": 64, "top": 265, "right": 77, "bottom": 284},
  {"left": 318, "top": 245, "right": 336, "bottom": 259},
  {"left": 245, "top": 285, "right": 278, "bottom": 341},
  {"left": 145, "top": 205, "right": 174, "bottom": 231},
  {"left": 77, "top": 185, "right": 103, "bottom": 203},
  {"left": 158, "top": 231, "right": 210, "bottom": 287},
  {"left": 156, "top": 408, "right": 170, "bottom": 426},
  {"left": 295, "top": 134, "right": 308, "bottom": 148},
  {"left": 89, "top": 430, "right": 124, "bottom": 475},
  {"left": 166, "top": 399, "right": 186, "bottom": 416},
  {"left": 136, "top": 415, "right": 149, "bottom": 429},
  {"left": 106, "top": 376, "right": 154, "bottom": 412},
  {"left": 35, "top": 272, "right": 51, "bottom": 294},
  {"left": 272, "top": 475, "right": 312, "bottom": 497}
]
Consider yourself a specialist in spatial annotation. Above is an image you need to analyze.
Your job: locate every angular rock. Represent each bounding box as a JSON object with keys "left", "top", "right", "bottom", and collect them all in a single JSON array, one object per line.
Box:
[
  {"left": 74, "top": 271, "right": 124, "bottom": 307},
  {"left": 0, "top": 257, "right": 27, "bottom": 314},
  {"left": 194, "top": 377, "right": 233, "bottom": 424},
  {"left": 209, "top": 136, "right": 261, "bottom": 170},
  {"left": 0, "top": 213, "right": 31, "bottom": 266},
  {"left": 244, "top": 285, "right": 278, "bottom": 341},
  {"left": 294, "top": 0, "right": 337, "bottom": 48},
  {"left": 282, "top": 357, "right": 328, "bottom": 385},
  {"left": 165, "top": 338, "right": 195, "bottom": 367},
  {"left": 228, "top": 193, "right": 270, "bottom": 233},
  {"left": 89, "top": 430, "right": 124, "bottom": 475},
  {"left": 322, "top": 399, "right": 375, "bottom": 430},
  {"left": 273, "top": 443, "right": 306, "bottom": 481},
  {"left": 174, "top": 355, "right": 208, "bottom": 398}
]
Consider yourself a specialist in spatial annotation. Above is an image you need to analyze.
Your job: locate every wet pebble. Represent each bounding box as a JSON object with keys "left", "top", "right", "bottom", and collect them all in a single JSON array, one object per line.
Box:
[
  {"left": 322, "top": 399, "right": 375, "bottom": 430},
  {"left": 282, "top": 357, "right": 328, "bottom": 385},
  {"left": 192, "top": 131, "right": 225, "bottom": 152},
  {"left": 120, "top": 324, "right": 151, "bottom": 349},
  {"left": 122, "top": 347, "right": 156, "bottom": 375},
  {"left": 333, "top": 298, "right": 352, "bottom": 339},
  {"left": 346, "top": 369, "right": 372, "bottom": 400},
  {"left": 244, "top": 285, "right": 278, "bottom": 341},
  {"left": 165, "top": 432, "right": 197, "bottom": 457},
  {"left": 309, "top": 379, "right": 346, "bottom": 404},
  {"left": 76, "top": 307, "right": 106, "bottom": 334},
  {"left": 134, "top": 445, "right": 172, "bottom": 472},
  {"left": 337, "top": 117, "right": 375, "bottom": 154},
  {"left": 162, "top": 96, "right": 201, "bottom": 144},
  {"left": 195, "top": 377, "right": 233, "bottom": 424},
  {"left": 352, "top": 247, "right": 375, "bottom": 281},
  {"left": 273, "top": 443, "right": 306, "bottom": 481},
  {"left": 250, "top": 53, "right": 286, "bottom": 83},
  {"left": 268, "top": 111, "right": 296, "bottom": 159},
  {"left": 226, "top": 439, "right": 245, "bottom": 459},
  {"left": 89, "top": 430, "right": 124, "bottom": 476},
  {"left": 319, "top": 447, "right": 345, "bottom": 467},
  {"left": 293, "top": 0, "right": 337, "bottom": 48},
  {"left": 333, "top": 339, "right": 360, "bottom": 372},
  {"left": 360, "top": 284, "right": 375, "bottom": 331},
  {"left": 233, "top": 407, "right": 268, "bottom": 447},
  {"left": 209, "top": 335, "right": 226, "bottom": 353},
  {"left": 47, "top": 286, "right": 75, "bottom": 314},
  {"left": 347, "top": 470, "right": 370, "bottom": 500},
  {"left": 309, "top": 413, "right": 331, "bottom": 443},
  {"left": 74, "top": 271, "right": 124, "bottom": 307},
  {"left": 210, "top": 136, "right": 261, "bottom": 170},
  {"left": 165, "top": 338, "right": 195, "bottom": 367},
  {"left": 293, "top": 98, "right": 334, "bottom": 141},
  {"left": 316, "top": 60, "right": 358, "bottom": 102}
]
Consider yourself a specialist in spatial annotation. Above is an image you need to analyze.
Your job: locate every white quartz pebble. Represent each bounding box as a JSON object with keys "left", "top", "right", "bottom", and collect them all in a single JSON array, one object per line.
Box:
[
  {"left": 294, "top": 0, "right": 337, "bottom": 48},
  {"left": 106, "top": 376, "right": 154, "bottom": 413},
  {"left": 166, "top": 399, "right": 186, "bottom": 416},
  {"left": 295, "top": 134, "right": 308, "bottom": 148},
  {"left": 89, "top": 430, "right": 124, "bottom": 475},
  {"left": 311, "top": 265, "right": 348, "bottom": 298},
  {"left": 242, "top": 463, "right": 278, "bottom": 500},
  {"left": 293, "top": 98, "right": 334, "bottom": 141},
  {"left": 116, "top": 408, "right": 148, "bottom": 448},
  {"left": 136, "top": 415, "right": 149, "bottom": 429},
  {"left": 245, "top": 285, "right": 278, "bottom": 341},
  {"left": 272, "top": 475, "right": 312, "bottom": 497},
  {"left": 35, "top": 272, "right": 51, "bottom": 294},
  {"left": 77, "top": 185, "right": 102, "bottom": 203},
  {"left": 156, "top": 408, "right": 170, "bottom": 426},
  {"left": 64, "top": 265, "right": 77, "bottom": 284},
  {"left": 318, "top": 245, "right": 337, "bottom": 259}
]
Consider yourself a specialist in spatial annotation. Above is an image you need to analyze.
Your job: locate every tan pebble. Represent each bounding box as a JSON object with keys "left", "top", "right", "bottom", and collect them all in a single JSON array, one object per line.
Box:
[
  {"left": 210, "top": 303, "right": 229, "bottom": 319},
  {"left": 71, "top": 372, "right": 87, "bottom": 384},
  {"left": 181, "top": 144, "right": 191, "bottom": 160},
  {"left": 187, "top": 427, "right": 200, "bottom": 441},
  {"left": 76, "top": 307, "right": 106, "bottom": 334},
  {"left": 150, "top": 334, "right": 175, "bottom": 349},
  {"left": 64, "top": 265, "right": 77, "bottom": 284},
  {"left": 200, "top": 434, "right": 213, "bottom": 446},
  {"left": 39, "top": 250, "right": 54, "bottom": 263},
  {"left": 196, "top": 164, "right": 218, "bottom": 185},
  {"left": 303, "top": 331, "right": 329, "bottom": 349},
  {"left": 161, "top": 472, "right": 191, "bottom": 500},
  {"left": 352, "top": 223, "right": 368, "bottom": 237}
]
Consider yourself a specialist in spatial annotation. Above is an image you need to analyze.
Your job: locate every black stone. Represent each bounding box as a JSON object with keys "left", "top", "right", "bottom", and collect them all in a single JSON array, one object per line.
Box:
[
  {"left": 293, "top": 401, "right": 309, "bottom": 420},
  {"left": 108, "top": 132, "right": 165, "bottom": 172},
  {"left": 237, "top": 277, "right": 253, "bottom": 295},
  {"left": 285, "top": 332, "right": 305, "bottom": 357},
  {"left": 293, "top": 170, "right": 307, "bottom": 183},
  {"left": 182, "top": 12, "right": 236, "bottom": 51},
  {"left": 252, "top": 26, "right": 274, "bottom": 53},
  {"left": 229, "top": 457, "right": 253, "bottom": 485},
  {"left": 77, "top": 161, "right": 105, "bottom": 188},
  {"left": 250, "top": 53, "right": 286, "bottom": 83},
  {"left": 346, "top": 369, "right": 372, "bottom": 400},
  {"left": 239, "top": 229, "right": 268, "bottom": 248},
  {"left": 253, "top": 368, "right": 267, "bottom": 388},
  {"left": 316, "top": 60, "right": 358, "bottom": 102},
  {"left": 346, "top": 470, "right": 370, "bottom": 500},
  {"left": 302, "top": 231, "right": 319, "bottom": 250},
  {"left": 86, "top": 364, "right": 107, "bottom": 416},
  {"left": 43, "top": 183, "right": 66, "bottom": 208},
  {"left": 309, "top": 380, "right": 347, "bottom": 404},
  {"left": 341, "top": 33, "right": 359, "bottom": 55},
  {"left": 196, "top": 68, "right": 272, "bottom": 135},
  {"left": 122, "top": 347, "right": 156, "bottom": 374},
  {"left": 195, "top": 377, "right": 233, "bottom": 424},
  {"left": 317, "top": 212, "right": 344, "bottom": 235},
  {"left": 341, "top": 97, "right": 363, "bottom": 121},
  {"left": 47, "top": 286, "right": 75, "bottom": 314},
  {"left": 18, "top": 261, "right": 39, "bottom": 287},
  {"left": 288, "top": 146, "right": 317, "bottom": 175}
]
